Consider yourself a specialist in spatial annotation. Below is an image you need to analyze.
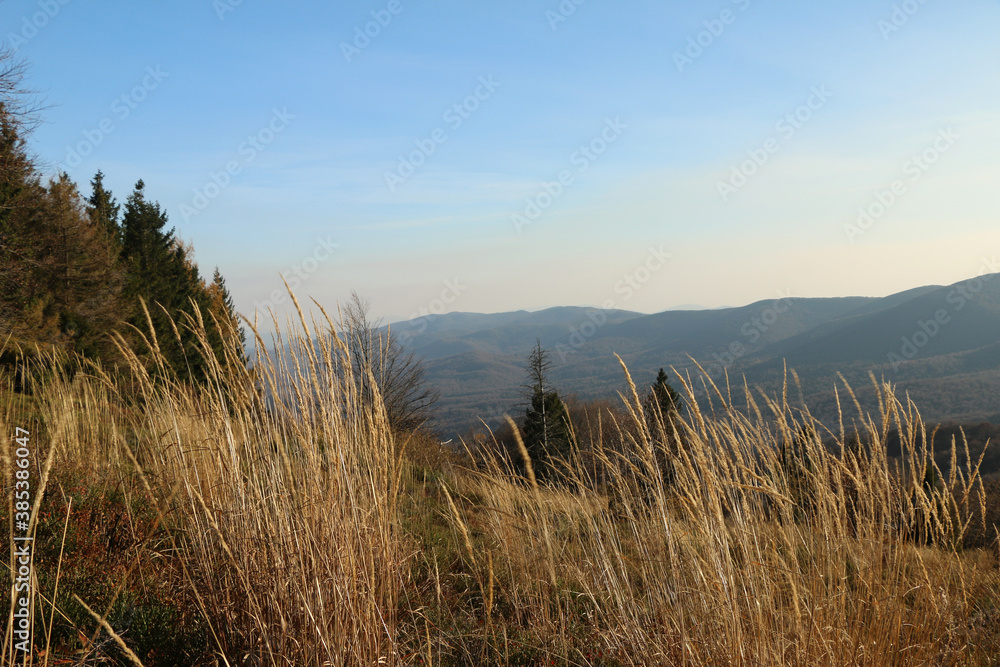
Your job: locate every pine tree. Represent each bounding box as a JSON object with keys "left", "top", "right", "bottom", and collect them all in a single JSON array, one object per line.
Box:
[
  {"left": 120, "top": 180, "right": 175, "bottom": 288},
  {"left": 520, "top": 340, "right": 572, "bottom": 482},
  {"left": 40, "top": 174, "right": 127, "bottom": 358},
  {"left": 87, "top": 170, "right": 121, "bottom": 244},
  {"left": 0, "top": 90, "right": 46, "bottom": 340},
  {"left": 207, "top": 267, "right": 247, "bottom": 358},
  {"left": 642, "top": 368, "right": 685, "bottom": 488},
  {"left": 648, "top": 368, "right": 682, "bottom": 419},
  {"left": 120, "top": 180, "right": 210, "bottom": 381}
]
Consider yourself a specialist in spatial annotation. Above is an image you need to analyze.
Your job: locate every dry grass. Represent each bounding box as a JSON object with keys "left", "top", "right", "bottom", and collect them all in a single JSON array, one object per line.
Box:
[
  {"left": 1, "top": 306, "right": 998, "bottom": 666},
  {"left": 426, "top": 363, "right": 1000, "bottom": 665},
  {"left": 3, "top": 302, "right": 407, "bottom": 665}
]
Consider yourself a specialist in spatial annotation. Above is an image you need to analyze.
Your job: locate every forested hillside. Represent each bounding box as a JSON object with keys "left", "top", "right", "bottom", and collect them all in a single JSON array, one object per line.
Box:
[
  {"left": 0, "top": 57, "right": 243, "bottom": 380},
  {"left": 394, "top": 278, "right": 1000, "bottom": 437}
]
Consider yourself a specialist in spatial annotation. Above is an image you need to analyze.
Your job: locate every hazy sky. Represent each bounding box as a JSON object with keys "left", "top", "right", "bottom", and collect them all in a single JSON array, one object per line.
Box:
[{"left": 6, "top": 0, "right": 1000, "bottom": 323}]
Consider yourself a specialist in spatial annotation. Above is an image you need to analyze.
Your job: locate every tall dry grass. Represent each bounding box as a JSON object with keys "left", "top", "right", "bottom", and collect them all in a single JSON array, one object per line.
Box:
[
  {"left": 2, "top": 302, "right": 998, "bottom": 665},
  {"left": 438, "top": 362, "right": 999, "bottom": 665},
  {"left": 4, "top": 298, "right": 408, "bottom": 665}
]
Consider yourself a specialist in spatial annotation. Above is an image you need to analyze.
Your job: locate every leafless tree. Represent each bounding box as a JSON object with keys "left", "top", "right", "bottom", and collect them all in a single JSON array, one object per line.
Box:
[
  {"left": 342, "top": 291, "right": 439, "bottom": 433},
  {"left": 0, "top": 46, "right": 44, "bottom": 134}
]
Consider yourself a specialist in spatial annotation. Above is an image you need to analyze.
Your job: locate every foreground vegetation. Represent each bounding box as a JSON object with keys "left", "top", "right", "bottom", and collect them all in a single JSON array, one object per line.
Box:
[{"left": 2, "top": 304, "right": 999, "bottom": 666}]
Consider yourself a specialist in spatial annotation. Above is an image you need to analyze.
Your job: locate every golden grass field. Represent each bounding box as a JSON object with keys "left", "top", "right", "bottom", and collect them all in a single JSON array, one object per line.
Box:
[{"left": 2, "top": 300, "right": 999, "bottom": 666}]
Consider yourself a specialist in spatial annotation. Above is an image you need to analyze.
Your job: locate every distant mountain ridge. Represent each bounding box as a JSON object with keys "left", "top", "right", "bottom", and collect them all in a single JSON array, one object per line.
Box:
[{"left": 389, "top": 275, "right": 1000, "bottom": 437}]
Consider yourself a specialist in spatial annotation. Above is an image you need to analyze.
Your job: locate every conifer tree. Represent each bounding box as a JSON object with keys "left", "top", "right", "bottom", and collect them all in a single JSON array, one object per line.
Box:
[
  {"left": 120, "top": 180, "right": 175, "bottom": 287},
  {"left": 643, "top": 368, "right": 685, "bottom": 488},
  {"left": 207, "top": 267, "right": 247, "bottom": 357},
  {"left": 1, "top": 60, "right": 125, "bottom": 358},
  {"left": 0, "top": 96, "right": 45, "bottom": 342},
  {"left": 87, "top": 170, "right": 121, "bottom": 244},
  {"left": 120, "top": 180, "right": 210, "bottom": 380},
  {"left": 520, "top": 340, "right": 572, "bottom": 482},
  {"left": 648, "top": 368, "right": 682, "bottom": 420},
  {"left": 40, "top": 174, "right": 127, "bottom": 357},
  {"left": 0, "top": 172, "right": 127, "bottom": 356}
]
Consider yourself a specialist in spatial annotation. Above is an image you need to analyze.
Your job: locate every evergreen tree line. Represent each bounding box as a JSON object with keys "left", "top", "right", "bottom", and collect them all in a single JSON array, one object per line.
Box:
[{"left": 0, "top": 84, "right": 244, "bottom": 382}]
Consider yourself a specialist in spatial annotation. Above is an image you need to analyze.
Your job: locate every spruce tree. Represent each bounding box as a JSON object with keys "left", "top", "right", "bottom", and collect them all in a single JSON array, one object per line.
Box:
[
  {"left": 520, "top": 340, "right": 572, "bottom": 482},
  {"left": 207, "top": 267, "right": 247, "bottom": 358},
  {"left": 120, "top": 180, "right": 209, "bottom": 381},
  {"left": 87, "top": 170, "right": 121, "bottom": 244},
  {"left": 120, "top": 180, "right": 175, "bottom": 289},
  {"left": 0, "top": 170, "right": 128, "bottom": 358},
  {"left": 643, "top": 368, "right": 685, "bottom": 488},
  {"left": 0, "top": 96, "right": 47, "bottom": 343},
  {"left": 649, "top": 368, "right": 682, "bottom": 419},
  {"left": 1, "top": 70, "right": 125, "bottom": 360},
  {"left": 40, "top": 174, "right": 127, "bottom": 358}
]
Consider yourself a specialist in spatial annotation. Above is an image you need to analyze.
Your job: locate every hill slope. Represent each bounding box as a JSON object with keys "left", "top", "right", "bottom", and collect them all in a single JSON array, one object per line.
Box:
[{"left": 394, "top": 275, "right": 1000, "bottom": 436}]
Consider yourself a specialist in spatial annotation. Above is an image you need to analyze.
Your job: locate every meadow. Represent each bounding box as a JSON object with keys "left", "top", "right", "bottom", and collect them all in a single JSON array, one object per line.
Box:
[{"left": 2, "top": 299, "right": 999, "bottom": 666}]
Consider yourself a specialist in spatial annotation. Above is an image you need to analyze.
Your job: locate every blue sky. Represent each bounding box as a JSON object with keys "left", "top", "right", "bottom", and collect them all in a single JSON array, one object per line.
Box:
[{"left": 5, "top": 0, "right": 1000, "bottom": 323}]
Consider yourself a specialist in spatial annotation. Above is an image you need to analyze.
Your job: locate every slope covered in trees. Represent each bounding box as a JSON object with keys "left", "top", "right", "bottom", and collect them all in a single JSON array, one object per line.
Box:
[
  {"left": 0, "top": 54, "right": 242, "bottom": 380},
  {"left": 393, "top": 275, "right": 1000, "bottom": 437}
]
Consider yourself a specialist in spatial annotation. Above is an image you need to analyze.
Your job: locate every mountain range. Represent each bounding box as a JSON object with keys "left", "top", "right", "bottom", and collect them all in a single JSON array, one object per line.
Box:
[{"left": 389, "top": 273, "right": 1000, "bottom": 438}]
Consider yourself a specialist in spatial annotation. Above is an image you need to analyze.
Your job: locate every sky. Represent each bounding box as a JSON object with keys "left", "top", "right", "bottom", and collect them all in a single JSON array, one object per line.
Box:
[{"left": 4, "top": 0, "right": 1000, "bottom": 325}]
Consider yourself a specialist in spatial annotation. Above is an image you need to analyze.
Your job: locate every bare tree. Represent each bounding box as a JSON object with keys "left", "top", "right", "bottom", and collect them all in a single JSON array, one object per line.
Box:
[
  {"left": 342, "top": 291, "right": 439, "bottom": 432},
  {"left": 0, "top": 46, "right": 44, "bottom": 135},
  {"left": 0, "top": 48, "right": 40, "bottom": 219}
]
